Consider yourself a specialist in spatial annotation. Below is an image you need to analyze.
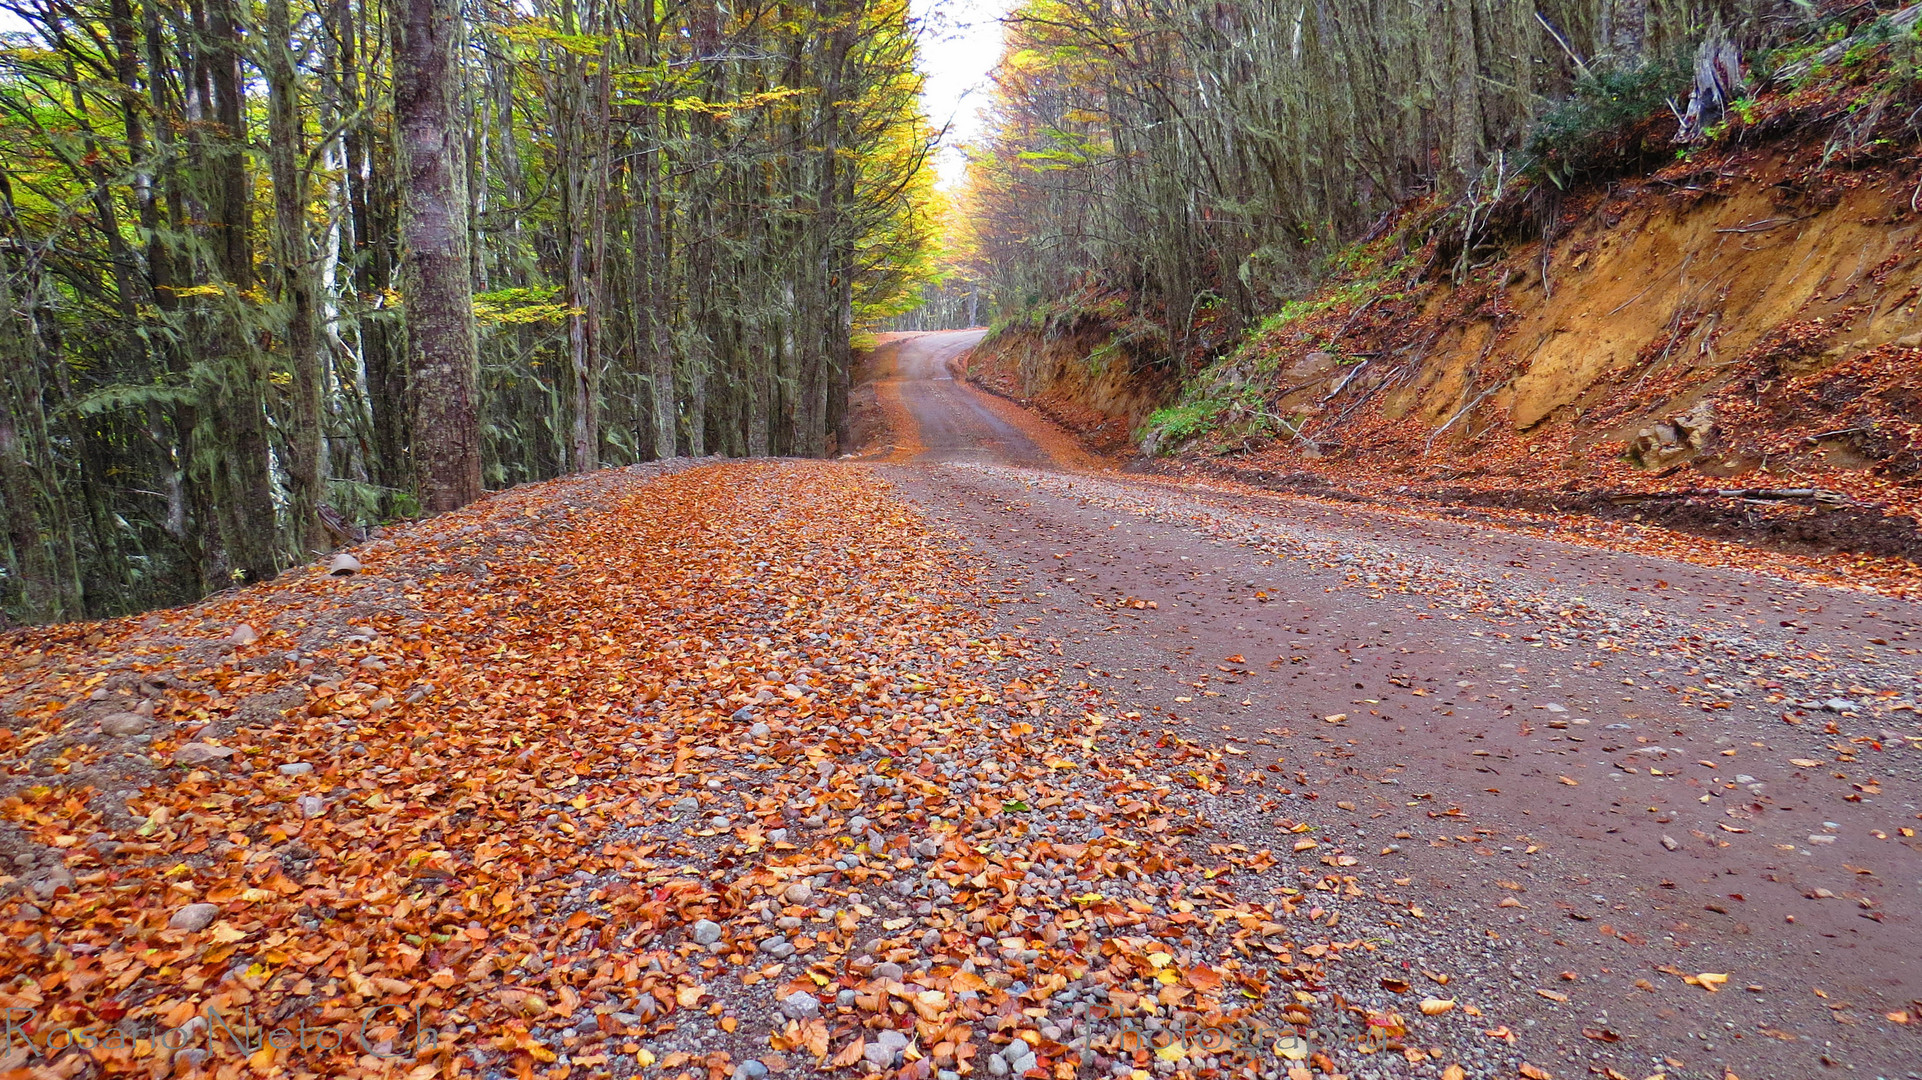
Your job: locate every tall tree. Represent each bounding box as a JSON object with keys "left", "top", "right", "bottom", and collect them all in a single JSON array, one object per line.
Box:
[{"left": 393, "top": 0, "right": 482, "bottom": 511}]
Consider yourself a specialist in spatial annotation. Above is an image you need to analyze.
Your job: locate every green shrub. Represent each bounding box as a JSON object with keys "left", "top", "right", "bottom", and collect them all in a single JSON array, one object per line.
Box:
[
  {"left": 1525, "top": 63, "right": 1690, "bottom": 187},
  {"left": 1140, "top": 399, "right": 1227, "bottom": 454}
]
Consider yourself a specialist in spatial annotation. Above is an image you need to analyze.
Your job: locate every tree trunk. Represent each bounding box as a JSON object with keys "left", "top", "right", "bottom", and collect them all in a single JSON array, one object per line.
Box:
[
  {"left": 393, "top": 0, "right": 482, "bottom": 512},
  {"left": 267, "top": 0, "right": 325, "bottom": 556},
  {"left": 0, "top": 239, "right": 81, "bottom": 623},
  {"left": 207, "top": 0, "right": 281, "bottom": 583}
]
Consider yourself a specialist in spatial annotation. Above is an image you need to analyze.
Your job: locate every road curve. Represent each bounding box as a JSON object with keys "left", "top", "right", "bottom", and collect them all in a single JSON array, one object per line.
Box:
[
  {"left": 877, "top": 329, "right": 1922, "bottom": 1079},
  {"left": 881, "top": 330, "right": 1050, "bottom": 466}
]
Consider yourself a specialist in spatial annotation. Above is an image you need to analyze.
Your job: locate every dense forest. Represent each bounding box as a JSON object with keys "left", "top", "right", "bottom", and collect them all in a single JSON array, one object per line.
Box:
[
  {"left": 957, "top": 0, "right": 1804, "bottom": 357},
  {"left": 0, "top": 0, "right": 939, "bottom": 624}
]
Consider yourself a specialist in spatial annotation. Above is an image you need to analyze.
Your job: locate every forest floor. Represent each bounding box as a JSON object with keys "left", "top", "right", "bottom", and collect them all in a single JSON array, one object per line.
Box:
[{"left": 0, "top": 332, "right": 1917, "bottom": 1080}]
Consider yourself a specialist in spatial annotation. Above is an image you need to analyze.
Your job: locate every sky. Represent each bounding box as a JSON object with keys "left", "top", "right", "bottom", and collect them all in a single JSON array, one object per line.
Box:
[{"left": 909, "top": 0, "right": 1018, "bottom": 189}]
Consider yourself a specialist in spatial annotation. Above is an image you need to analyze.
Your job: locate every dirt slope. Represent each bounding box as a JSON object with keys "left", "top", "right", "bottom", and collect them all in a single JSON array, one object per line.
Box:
[{"left": 967, "top": 68, "right": 1922, "bottom": 572}]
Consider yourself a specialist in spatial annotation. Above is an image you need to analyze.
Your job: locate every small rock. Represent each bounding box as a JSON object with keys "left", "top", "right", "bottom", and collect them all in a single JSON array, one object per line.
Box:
[
  {"left": 100, "top": 713, "right": 150, "bottom": 737},
  {"left": 229, "top": 624, "right": 259, "bottom": 646},
  {"left": 297, "top": 796, "right": 325, "bottom": 818},
  {"left": 865, "top": 1042, "right": 898, "bottom": 1068},
  {"left": 871, "top": 961, "right": 904, "bottom": 982},
  {"left": 986, "top": 1055, "right": 1010, "bottom": 1077},
  {"left": 876, "top": 1030, "right": 909, "bottom": 1053},
  {"left": 734, "top": 1062, "right": 769, "bottom": 1080},
  {"left": 783, "top": 881, "right": 813, "bottom": 906},
  {"left": 174, "top": 743, "right": 235, "bottom": 767},
  {"left": 1825, "top": 698, "right": 1860, "bottom": 713},
  {"left": 779, "top": 991, "right": 821, "bottom": 1020},
  {"left": 632, "top": 993, "right": 659, "bottom": 1017},
  {"left": 836, "top": 989, "right": 857, "bottom": 1007},
  {"left": 750, "top": 722, "right": 770, "bottom": 738},
  {"left": 327, "top": 553, "right": 362, "bottom": 576},
  {"left": 692, "top": 919, "right": 723, "bottom": 945},
  {"left": 279, "top": 762, "right": 314, "bottom": 776},
  {"left": 757, "top": 936, "right": 795, "bottom": 958},
  {"left": 768, "top": 828, "right": 789, "bottom": 843},
  {"left": 731, "top": 706, "right": 755, "bottom": 723},
  {"left": 1661, "top": 835, "right": 1680, "bottom": 851},
  {"left": 169, "top": 903, "right": 221, "bottom": 931}
]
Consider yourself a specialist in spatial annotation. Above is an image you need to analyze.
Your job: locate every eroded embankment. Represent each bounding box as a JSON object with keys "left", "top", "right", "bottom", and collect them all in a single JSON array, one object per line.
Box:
[{"left": 967, "top": 75, "right": 1922, "bottom": 569}]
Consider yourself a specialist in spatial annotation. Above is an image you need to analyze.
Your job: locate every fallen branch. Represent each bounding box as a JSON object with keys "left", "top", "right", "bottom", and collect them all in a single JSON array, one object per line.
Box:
[
  {"left": 1322, "top": 358, "right": 1373, "bottom": 402},
  {"left": 1803, "top": 425, "right": 1873, "bottom": 445},
  {"left": 1424, "top": 379, "right": 1509, "bottom": 454},
  {"left": 1607, "top": 487, "right": 1860, "bottom": 507},
  {"left": 1767, "top": 4, "right": 1922, "bottom": 87},
  {"left": 1714, "top": 216, "right": 1808, "bottom": 234}
]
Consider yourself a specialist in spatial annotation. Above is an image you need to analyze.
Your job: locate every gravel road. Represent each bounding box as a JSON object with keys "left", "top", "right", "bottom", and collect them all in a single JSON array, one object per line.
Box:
[{"left": 877, "top": 330, "right": 1922, "bottom": 1080}]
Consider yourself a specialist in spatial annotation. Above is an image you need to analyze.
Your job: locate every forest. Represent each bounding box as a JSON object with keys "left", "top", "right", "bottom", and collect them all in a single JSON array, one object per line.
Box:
[
  {"left": 0, "top": 0, "right": 939, "bottom": 624},
  {"left": 956, "top": 0, "right": 1800, "bottom": 362},
  {"left": 0, "top": 0, "right": 1883, "bottom": 625}
]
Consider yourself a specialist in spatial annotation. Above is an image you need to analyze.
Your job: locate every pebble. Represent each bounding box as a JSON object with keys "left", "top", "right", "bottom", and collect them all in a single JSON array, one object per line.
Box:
[
  {"left": 100, "top": 713, "right": 150, "bottom": 737},
  {"left": 692, "top": 919, "right": 723, "bottom": 945},
  {"left": 779, "top": 991, "right": 820, "bottom": 1019},
  {"left": 731, "top": 706, "right": 755, "bottom": 722},
  {"left": 173, "top": 743, "right": 235, "bottom": 767},
  {"left": 297, "top": 796, "right": 325, "bottom": 818},
  {"left": 279, "top": 762, "right": 314, "bottom": 776},
  {"left": 168, "top": 903, "right": 220, "bottom": 931},
  {"left": 1661, "top": 835, "right": 1680, "bottom": 851},
  {"left": 872, "top": 961, "right": 904, "bottom": 981},
  {"left": 783, "top": 881, "right": 813, "bottom": 906}
]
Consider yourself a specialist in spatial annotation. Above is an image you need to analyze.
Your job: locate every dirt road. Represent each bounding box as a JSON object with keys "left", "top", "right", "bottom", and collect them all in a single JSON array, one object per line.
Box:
[{"left": 877, "top": 331, "right": 1922, "bottom": 1079}]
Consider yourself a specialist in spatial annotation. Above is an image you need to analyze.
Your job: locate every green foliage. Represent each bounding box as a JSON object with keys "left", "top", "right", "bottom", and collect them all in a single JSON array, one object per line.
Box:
[
  {"left": 1142, "top": 399, "right": 1226, "bottom": 445},
  {"left": 1524, "top": 62, "right": 1689, "bottom": 187}
]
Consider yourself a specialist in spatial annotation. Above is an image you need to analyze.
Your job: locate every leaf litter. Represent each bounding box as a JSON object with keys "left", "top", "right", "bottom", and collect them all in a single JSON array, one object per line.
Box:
[{"left": 0, "top": 462, "right": 1503, "bottom": 1079}]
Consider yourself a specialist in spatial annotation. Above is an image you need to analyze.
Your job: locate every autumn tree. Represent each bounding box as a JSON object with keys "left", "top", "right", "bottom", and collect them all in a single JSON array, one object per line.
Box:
[{"left": 0, "top": 0, "right": 939, "bottom": 623}]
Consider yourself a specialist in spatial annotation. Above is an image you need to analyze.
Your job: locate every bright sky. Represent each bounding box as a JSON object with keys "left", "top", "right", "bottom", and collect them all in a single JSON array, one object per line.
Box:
[{"left": 910, "top": 0, "right": 1018, "bottom": 189}]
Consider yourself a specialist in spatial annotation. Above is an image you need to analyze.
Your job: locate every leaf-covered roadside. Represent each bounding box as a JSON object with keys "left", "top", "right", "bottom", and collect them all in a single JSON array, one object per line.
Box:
[{"left": 0, "top": 462, "right": 1506, "bottom": 1080}]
